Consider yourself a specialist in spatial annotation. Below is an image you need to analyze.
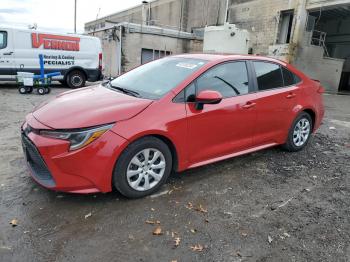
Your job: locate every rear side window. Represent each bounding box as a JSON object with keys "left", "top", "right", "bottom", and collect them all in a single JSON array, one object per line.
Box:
[
  {"left": 282, "top": 67, "right": 301, "bottom": 86},
  {"left": 253, "top": 61, "right": 284, "bottom": 91},
  {"left": 0, "top": 31, "right": 7, "bottom": 49},
  {"left": 196, "top": 61, "right": 249, "bottom": 98}
]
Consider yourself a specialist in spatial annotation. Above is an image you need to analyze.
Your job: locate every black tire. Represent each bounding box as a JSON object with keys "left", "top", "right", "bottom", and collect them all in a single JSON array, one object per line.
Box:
[
  {"left": 45, "top": 87, "right": 51, "bottom": 94},
  {"left": 282, "top": 112, "right": 313, "bottom": 152},
  {"left": 67, "top": 70, "right": 86, "bottom": 89},
  {"left": 27, "top": 86, "right": 33, "bottom": 93},
  {"left": 113, "top": 137, "right": 173, "bottom": 199},
  {"left": 18, "top": 86, "right": 27, "bottom": 94},
  {"left": 59, "top": 80, "right": 66, "bottom": 86},
  {"left": 37, "top": 87, "right": 46, "bottom": 95}
]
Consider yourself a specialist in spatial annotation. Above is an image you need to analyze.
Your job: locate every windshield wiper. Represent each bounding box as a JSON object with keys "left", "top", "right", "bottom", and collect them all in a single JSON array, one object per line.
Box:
[
  {"left": 214, "top": 76, "right": 240, "bottom": 95},
  {"left": 108, "top": 83, "right": 141, "bottom": 98}
]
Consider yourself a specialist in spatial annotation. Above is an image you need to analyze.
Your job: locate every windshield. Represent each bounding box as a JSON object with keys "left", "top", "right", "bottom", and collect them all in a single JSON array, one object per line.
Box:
[{"left": 109, "top": 57, "right": 208, "bottom": 99}]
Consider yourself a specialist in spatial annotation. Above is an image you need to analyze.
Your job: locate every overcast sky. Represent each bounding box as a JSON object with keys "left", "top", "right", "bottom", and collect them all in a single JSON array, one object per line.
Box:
[{"left": 0, "top": 0, "right": 142, "bottom": 33}]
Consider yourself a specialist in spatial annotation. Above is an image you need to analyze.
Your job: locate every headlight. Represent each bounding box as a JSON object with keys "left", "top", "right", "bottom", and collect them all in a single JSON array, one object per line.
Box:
[{"left": 40, "top": 123, "right": 114, "bottom": 151}]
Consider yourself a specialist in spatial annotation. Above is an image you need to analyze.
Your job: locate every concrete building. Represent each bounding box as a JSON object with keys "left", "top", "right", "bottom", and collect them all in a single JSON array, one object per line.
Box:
[
  {"left": 85, "top": 0, "right": 228, "bottom": 77},
  {"left": 229, "top": 0, "right": 350, "bottom": 92},
  {"left": 90, "top": 22, "right": 202, "bottom": 77},
  {"left": 85, "top": 0, "right": 350, "bottom": 93}
]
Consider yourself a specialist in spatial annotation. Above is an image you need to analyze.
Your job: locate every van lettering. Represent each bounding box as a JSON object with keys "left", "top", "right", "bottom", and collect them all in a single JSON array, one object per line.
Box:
[{"left": 31, "top": 33, "right": 80, "bottom": 51}]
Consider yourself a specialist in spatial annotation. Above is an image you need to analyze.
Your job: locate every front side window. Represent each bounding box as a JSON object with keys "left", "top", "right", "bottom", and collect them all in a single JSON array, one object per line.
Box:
[
  {"left": 196, "top": 61, "right": 249, "bottom": 98},
  {"left": 173, "top": 82, "right": 196, "bottom": 103},
  {"left": 253, "top": 61, "right": 284, "bottom": 91},
  {"left": 0, "top": 31, "right": 7, "bottom": 49},
  {"left": 110, "top": 57, "right": 207, "bottom": 99}
]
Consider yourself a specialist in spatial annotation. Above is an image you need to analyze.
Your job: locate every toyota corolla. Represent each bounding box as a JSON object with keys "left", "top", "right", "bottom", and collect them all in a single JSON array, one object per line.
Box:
[{"left": 21, "top": 54, "right": 325, "bottom": 198}]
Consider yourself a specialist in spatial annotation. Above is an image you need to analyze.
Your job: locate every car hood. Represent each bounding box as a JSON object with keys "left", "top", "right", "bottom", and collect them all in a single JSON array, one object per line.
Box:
[{"left": 33, "top": 85, "right": 153, "bottom": 129}]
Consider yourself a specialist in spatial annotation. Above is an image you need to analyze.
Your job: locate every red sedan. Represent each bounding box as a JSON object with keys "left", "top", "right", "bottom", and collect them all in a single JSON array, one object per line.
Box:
[{"left": 21, "top": 54, "right": 325, "bottom": 198}]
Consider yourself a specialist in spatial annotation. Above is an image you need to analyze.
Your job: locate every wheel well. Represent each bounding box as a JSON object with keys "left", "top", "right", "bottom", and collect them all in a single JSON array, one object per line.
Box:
[
  {"left": 111, "top": 134, "right": 179, "bottom": 191},
  {"left": 303, "top": 109, "right": 316, "bottom": 129},
  {"left": 150, "top": 135, "right": 178, "bottom": 173}
]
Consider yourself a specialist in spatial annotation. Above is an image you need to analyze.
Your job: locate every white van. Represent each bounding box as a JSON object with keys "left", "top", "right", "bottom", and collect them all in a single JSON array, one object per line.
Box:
[{"left": 0, "top": 27, "right": 103, "bottom": 88}]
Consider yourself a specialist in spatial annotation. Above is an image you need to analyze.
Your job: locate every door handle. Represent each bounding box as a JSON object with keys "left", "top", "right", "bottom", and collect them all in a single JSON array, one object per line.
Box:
[
  {"left": 3, "top": 52, "right": 13, "bottom": 55},
  {"left": 286, "top": 93, "right": 296, "bottom": 99},
  {"left": 242, "top": 102, "right": 256, "bottom": 109}
]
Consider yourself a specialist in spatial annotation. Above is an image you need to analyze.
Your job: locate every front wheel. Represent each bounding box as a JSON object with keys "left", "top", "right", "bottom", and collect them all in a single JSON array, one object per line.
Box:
[
  {"left": 18, "top": 86, "right": 27, "bottom": 94},
  {"left": 113, "top": 137, "right": 172, "bottom": 198},
  {"left": 283, "top": 112, "right": 313, "bottom": 152}
]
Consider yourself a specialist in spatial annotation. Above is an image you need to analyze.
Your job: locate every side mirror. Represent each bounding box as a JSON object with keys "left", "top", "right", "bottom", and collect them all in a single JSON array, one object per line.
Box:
[{"left": 195, "top": 90, "right": 222, "bottom": 110}]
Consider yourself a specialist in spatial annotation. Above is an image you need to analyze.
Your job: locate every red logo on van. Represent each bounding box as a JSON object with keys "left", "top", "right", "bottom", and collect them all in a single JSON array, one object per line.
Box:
[{"left": 31, "top": 33, "right": 80, "bottom": 51}]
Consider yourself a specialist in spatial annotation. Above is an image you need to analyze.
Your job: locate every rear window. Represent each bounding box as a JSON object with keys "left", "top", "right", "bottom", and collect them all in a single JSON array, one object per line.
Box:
[{"left": 0, "top": 31, "right": 7, "bottom": 49}]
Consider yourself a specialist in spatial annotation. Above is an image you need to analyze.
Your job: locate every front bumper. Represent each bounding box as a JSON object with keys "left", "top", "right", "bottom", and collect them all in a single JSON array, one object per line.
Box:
[
  {"left": 21, "top": 115, "right": 127, "bottom": 193},
  {"left": 22, "top": 132, "right": 56, "bottom": 188}
]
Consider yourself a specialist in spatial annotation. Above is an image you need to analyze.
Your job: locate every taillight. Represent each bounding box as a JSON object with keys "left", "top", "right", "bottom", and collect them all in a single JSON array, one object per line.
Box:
[
  {"left": 98, "top": 53, "right": 102, "bottom": 70},
  {"left": 318, "top": 86, "right": 325, "bottom": 94}
]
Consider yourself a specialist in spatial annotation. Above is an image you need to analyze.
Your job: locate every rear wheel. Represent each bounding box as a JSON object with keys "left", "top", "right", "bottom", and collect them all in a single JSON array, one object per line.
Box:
[
  {"left": 283, "top": 112, "right": 313, "bottom": 152},
  {"left": 67, "top": 70, "right": 86, "bottom": 89},
  {"left": 113, "top": 137, "right": 172, "bottom": 198}
]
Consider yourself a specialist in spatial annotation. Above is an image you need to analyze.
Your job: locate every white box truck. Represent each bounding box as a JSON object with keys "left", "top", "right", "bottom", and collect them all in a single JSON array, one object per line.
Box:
[{"left": 0, "top": 27, "right": 103, "bottom": 88}]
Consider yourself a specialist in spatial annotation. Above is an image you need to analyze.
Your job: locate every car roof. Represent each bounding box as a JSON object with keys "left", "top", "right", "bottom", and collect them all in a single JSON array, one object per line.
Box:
[{"left": 173, "top": 53, "right": 288, "bottom": 66}]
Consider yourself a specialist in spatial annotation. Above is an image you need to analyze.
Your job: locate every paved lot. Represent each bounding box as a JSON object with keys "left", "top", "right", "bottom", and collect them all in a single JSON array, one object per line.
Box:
[{"left": 0, "top": 82, "right": 349, "bottom": 262}]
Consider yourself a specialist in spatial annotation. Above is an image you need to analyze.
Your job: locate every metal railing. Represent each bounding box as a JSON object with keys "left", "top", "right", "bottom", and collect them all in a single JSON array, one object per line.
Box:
[{"left": 311, "top": 30, "right": 330, "bottom": 57}]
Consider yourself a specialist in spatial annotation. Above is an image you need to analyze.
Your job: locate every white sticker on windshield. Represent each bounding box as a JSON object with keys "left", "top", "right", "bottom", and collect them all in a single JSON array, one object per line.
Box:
[{"left": 176, "top": 63, "right": 198, "bottom": 70}]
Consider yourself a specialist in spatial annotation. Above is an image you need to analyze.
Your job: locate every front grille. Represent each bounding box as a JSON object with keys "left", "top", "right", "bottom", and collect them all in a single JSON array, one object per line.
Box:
[{"left": 21, "top": 132, "right": 56, "bottom": 187}]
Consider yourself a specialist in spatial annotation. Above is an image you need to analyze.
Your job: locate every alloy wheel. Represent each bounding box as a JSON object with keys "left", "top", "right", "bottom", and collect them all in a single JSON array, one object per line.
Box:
[
  {"left": 126, "top": 148, "right": 166, "bottom": 192},
  {"left": 293, "top": 118, "right": 311, "bottom": 147}
]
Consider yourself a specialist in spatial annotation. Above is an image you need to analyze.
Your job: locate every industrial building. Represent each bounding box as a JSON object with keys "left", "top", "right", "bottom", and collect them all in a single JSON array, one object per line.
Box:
[{"left": 85, "top": 0, "right": 350, "bottom": 93}]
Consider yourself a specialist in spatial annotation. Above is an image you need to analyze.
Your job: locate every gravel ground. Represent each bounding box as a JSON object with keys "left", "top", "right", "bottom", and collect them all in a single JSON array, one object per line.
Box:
[{"left": 0, "top": 82, "right": 349, "bottom": 262}]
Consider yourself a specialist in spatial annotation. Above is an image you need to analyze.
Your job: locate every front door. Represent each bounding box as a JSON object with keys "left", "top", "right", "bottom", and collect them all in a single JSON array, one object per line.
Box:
[
  {"left": 185, "top": 61, "right": 257, "bottom": 165},
  {"left": 0, "top": 30, "right": 15, "bottom": 80}
]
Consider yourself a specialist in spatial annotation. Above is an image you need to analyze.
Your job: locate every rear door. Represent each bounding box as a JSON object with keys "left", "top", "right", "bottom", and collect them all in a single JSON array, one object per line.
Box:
[
  {"left": 0, "top": 29, "right": 15, "bottom": 80},
  {"left": 251, "top": 60, "right": 302, "bottom": 146}
]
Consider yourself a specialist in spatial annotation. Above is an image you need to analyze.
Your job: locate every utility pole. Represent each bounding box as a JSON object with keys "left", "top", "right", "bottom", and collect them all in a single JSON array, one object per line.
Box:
[
  {"left": 74, "top": 0, "right": 77, "bottom": 33},
  {"left": 224, "top": 0, "right": 229, "bottom": 23}
]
